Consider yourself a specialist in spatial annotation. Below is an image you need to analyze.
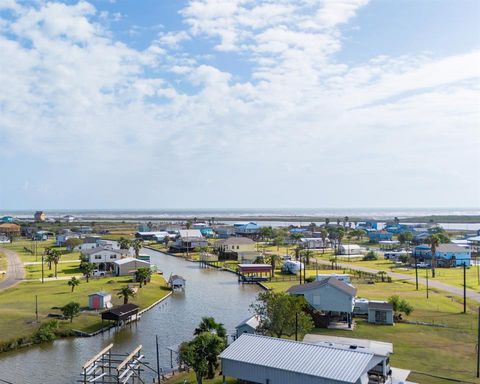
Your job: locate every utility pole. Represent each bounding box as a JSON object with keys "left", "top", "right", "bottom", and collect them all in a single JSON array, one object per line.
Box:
[
  {"left": 41, "top": 252, "right": 44, "bottom": 284},
  {"left": 35, "top": 295, "right": 38, "bottom": 323},
  {"left": 477, "top": 306, "right": 479, "bottom": 378},
  {"left": 156, "top": 335, "right": 161, "bottom": 384},
  {"left": 414, "top": 254, "right": 418, "bottom": 290},
  {"left": 463, "top": 262, "right": 467, "bottom": 314},
  {"left": 426, "top": 268, "right": 429, "bottom": 299},
  {"left": 303, "top": 256, "right": 306, "bottom": 284}
]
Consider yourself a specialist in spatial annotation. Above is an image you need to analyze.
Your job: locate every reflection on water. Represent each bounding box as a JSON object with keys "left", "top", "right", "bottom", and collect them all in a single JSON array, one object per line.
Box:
[{"left": 0, "top": 249, "right": 260, "bottom": 384}]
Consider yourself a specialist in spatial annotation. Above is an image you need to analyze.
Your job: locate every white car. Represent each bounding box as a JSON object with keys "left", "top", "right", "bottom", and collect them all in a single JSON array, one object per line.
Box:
[
  {"left": 92, "top": 270, "right": 106, "bottom": 277},
  {"left": 415, "top": 262, "right": 429, "bottom": 269}
]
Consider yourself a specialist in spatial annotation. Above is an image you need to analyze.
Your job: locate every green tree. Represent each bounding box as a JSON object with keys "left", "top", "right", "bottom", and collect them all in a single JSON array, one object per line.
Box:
[
  {"left": 82, "top": 262, "right": 95, "bottom": 283},
  {"left": 377, "top": 270, "right": 387, "bottom": 282},
  {"left": 301, "top": 249, "right": 314, "bottom": 265},
  {"left": 50, "top": 249, "right": 61, "bottom": 278},
  {"left": 178, "top": 332, "right": 225, "bottom": 383},
  {"left": 65, "top": 237, "right": 82, "bottom": 251},
  {"left": 388, "top": 295, "right": 413, "bottom": 320},
  {"left": 45, "top": 252, "right": 55, "bottom": 270},
  {"left": 268, "top": 254, "right": 281, "bottom": 277},
  {"left": 251, "top": 291, "right": 313, "bottom": 339},
  {"left": 67, "top": 276, "right": 80, "bottom": 292},
  {"left": 194, "top": 316, "right": 227, "bottom": 339},
  {"left": 117, "top": 286, "right": 135, "bottom": 304},
  {"left": 426, "top": 234, "right": 441, "bottom": 278},
  {"left": 363, "top": 250, "right": 378, "bottom": 261},
  {"left": 319, "top": 228, "right": 328, "bottom": 253},
  {"left": 398, "top": 232, "right": 413, "bottom": 247},
  {"left": 118, "top": 237, "right": 131, "bottom": 250},
  {"left": 259, "top": 226, "right": 274, "bottom": 242},
  {"left": 136, "top": 267, "right": 151, "bottom": 288},
  {"left": 62, "top": 302, "right": 81, "bottom": 323},
  {"left": 131, "top": 239, "right": 143, "bottom": 257}
]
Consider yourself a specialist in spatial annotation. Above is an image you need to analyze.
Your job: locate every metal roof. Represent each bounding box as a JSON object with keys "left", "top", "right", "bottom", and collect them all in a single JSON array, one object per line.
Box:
[
  {"left": 235, "top": 315, "right": 260, "bottom": 330},
  {"left": 113, "top": 257, "right": 150, "bottom": 266},
  {"left": 287, "top": 276, "right": 357, "bottom": 297},
  {"left": 220, "top": 334, "right": 373, "bottom": 383}
]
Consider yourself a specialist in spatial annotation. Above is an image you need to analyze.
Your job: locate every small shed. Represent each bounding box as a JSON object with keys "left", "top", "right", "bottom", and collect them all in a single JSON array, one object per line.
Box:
[
  {"left": 88, "top": 292, "right": 112, "bottom": 310},
  {"left": 368, "top": 301, "right": 394, "bottom": 325},
  {"left": 168, "top": 274, "right": 186, "bottom": 290},
  {"left": 101, "top": 304, "right": 139, "bottom": 324},
  {"left": 235, "top": 315, "right": 260, "bottom": 338}
]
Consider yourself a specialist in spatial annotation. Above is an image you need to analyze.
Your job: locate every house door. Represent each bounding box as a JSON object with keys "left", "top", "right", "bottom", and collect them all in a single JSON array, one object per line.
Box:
[{"left": 375, "top": 310, "right": 387, "bottom": 323}]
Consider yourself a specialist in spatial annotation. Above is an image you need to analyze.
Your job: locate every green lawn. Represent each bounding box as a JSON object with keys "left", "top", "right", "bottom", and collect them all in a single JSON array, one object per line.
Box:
[
  {"left": 2, "top": 239, "right": 79, "bottom": 263},
  {"left": 0, "top": 272, "right": 170, "bottom": 349},
  {"left": 164, "top": 371, "right": 236, "bottom": 384},
  {"left": 24, "top": 261, "right": 82, "bottom": 280},
  {"left": 264, "top": 276, "right": 479, "bottom": 383}
]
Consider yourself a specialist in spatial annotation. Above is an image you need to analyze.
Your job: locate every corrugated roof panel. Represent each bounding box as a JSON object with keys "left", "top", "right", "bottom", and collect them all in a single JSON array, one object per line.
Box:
[{"left": 220, "top": 334, "right": 373, "bottom": 383}]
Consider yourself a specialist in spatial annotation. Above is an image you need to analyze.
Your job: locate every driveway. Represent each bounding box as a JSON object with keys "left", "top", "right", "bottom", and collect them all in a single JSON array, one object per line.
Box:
[
  {"left": 0, "top": 248, "right": 25, "bottom": 290},
  {"left": 315, "top": 259, "right": 480, "bottom": 303}
]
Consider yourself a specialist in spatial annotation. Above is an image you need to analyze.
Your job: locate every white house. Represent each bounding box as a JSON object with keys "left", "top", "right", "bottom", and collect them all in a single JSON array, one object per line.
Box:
[
  {"left": 235, "top": 315, "right": 260, "bottom": 338},
  {"left": 339, "top": 244, "right": 364, "bottom": 255},
  {"left": 83, "top": 247, "right": 131, "bottom": 271}
]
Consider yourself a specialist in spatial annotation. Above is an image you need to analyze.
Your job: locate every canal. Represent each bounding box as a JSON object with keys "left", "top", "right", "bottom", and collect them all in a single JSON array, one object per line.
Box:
[{"left": 0, "top": 249, "right": 261, "bottom": 383}]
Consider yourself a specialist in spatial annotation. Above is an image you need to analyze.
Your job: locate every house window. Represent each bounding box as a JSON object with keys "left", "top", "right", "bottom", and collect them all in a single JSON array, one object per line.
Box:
[
  {"left": 95, "top": 255, "right": 101, "bottom": 260},
  {"left": 375, "top": 310, "right": 387, "bottom": 323},
  {"left": 110, "top": 255, "right": 116, "bottom": 259},
  {"left": 237, "top": 246, "right": 239, "bottom": 249}
]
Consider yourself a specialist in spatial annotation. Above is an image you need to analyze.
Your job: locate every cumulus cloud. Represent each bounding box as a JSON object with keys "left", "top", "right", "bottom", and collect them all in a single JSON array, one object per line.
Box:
[{"left": 0, "top": 0, "right": 478, "bottom": 208}]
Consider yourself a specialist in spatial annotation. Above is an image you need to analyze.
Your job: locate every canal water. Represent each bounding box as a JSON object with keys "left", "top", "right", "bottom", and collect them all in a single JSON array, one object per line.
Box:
[{"left": 0, "top": 249, "right": 260, "bottom": 383}]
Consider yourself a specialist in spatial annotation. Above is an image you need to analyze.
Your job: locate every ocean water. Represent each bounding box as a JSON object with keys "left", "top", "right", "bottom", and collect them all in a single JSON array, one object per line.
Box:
[{"left": 2, "top": 207, "right": 480, "bottom": 220}]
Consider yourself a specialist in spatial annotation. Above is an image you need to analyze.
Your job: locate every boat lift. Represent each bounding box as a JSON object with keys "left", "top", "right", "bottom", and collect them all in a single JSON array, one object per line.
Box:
[{"left": 79, "top": 344, "right": 151, "bottom": 384}]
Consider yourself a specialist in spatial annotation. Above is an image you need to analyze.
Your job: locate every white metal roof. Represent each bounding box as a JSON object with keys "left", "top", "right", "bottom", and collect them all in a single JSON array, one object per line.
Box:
[
  {"left": 220, "top": 334, "right": 373, "bottom": 383},
  {"left": 302, "top": 334, "right": 393, "bottom": 357},
  {"left": 113, "top": 257, "right": 150, "bottom": 266},
  {"left": 235, "top": 315, "right": 260, "bottom": 330}
]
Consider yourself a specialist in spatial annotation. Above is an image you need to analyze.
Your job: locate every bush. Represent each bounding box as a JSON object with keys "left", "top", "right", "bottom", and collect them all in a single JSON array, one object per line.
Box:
[
  {"left": 33, "top": 320, "right": 59, "bottom": 343},
  {"left": 363, "top": 251, "right": 378, "bottom": 261},
  {"left": 305, "top": 276, "right": 316, "bottom": 283}
]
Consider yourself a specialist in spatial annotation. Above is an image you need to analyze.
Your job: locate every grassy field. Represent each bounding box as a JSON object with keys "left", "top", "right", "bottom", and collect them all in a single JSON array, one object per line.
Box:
[
  {"left": 0, "top": 273, "right": 169, "bottom": 347},
  {"left": 264, "top": 276, "right": 479, "bottom": 384},
  {"left": 2, "top": 239, "right": 80, "bottom": 263}
]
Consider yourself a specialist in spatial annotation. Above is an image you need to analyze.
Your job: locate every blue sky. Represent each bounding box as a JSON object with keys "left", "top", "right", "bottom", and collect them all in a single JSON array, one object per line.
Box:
[{"left": 0, "top": 0, "right": 479, "bottom": 210}]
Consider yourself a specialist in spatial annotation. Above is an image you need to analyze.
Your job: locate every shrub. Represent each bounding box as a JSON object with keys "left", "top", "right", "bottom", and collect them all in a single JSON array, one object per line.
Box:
[
  {"left": 33, "top": 320, "right": 59, "bottom": 343},
  {"left": 363, "top": 251, "right": 378, "bottom": 261}
]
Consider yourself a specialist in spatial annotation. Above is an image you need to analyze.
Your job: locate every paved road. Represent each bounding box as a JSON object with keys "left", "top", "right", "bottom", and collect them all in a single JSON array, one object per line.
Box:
[
  {"left": 315, "top": 259, "right": 480, "bottom": 303},
  {"left": 0, "top": 248, "right": 25, "bottom": 290}
]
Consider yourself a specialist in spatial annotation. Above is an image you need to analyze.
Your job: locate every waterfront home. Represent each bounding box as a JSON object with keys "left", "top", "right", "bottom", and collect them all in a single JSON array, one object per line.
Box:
[
  {"left": 235, "top": 315, "right": 260, "bottom": 338},
  {"left": 299, "top": 237, "right": 328, "bottom": 249},
  {"left": 112, "top": 257, "right": 151, "bottom": 276},
  {"left": 356, "top": 220, "right": 378, "bottom": 230},
  {"left": 170, "top": 229, "right": 207, "bottom": 252},
  {"left": 215, "top": 237, "right": 256, "bottom": 257},
  {"left": 0, "top": 223, "right": 21, "bottom": 238},
  {"left": 413, "top": 243, "right": 471, "bottom": 267},
  {"left": 234, "top": 222, "right": 260, "bottom": 236},
  {"left": 56, "top": 232, "right": 80, "bottom": 247},
  {"left": 33, "top": 230, "right": 51, "bottom": 241},
  {"left": 0, "top": 216, "right": 14, "bottom": 223},
  {"left": 220, "top": 334, "right": 401, "bottom": 384},
  {"left": 215, "top": 226, "right": 236, "bottom": 238},
  {"left": 135, "top": 231, "right": 169, "bottom": 241},
  {"left": 83, "top": 247, "right": 131, "bottom": 271},
  {"left": 467, "top": 235, "right": 480, "bottom": 253},
  {"left": 63, "top": 215, "right": 75, "bottom": 223},
  {"left": 339, "top": 244, "right": 363, "bottom": 255},
  {"left": 287, "top": 277, "right": 356, "bottom": 328},
  {"left": 315, "top": 274, "right": 351, "bottom": 284},
  {"left": 368, "top": 230, "right": 393, "bottom": 243},
  {"left": 101, "top": 303, "right": 139, "bottom": 325},
  {"left": 88, "top": 292, "right": 112, "bottom": 310},
  {"left": 34, "top": 211, "right": 46, "bottom": 222}
]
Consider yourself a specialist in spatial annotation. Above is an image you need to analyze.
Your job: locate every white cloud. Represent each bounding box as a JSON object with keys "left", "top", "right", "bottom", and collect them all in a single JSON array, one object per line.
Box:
[{"left": 0, "top": 0, "right": 478, "bottom": 209}]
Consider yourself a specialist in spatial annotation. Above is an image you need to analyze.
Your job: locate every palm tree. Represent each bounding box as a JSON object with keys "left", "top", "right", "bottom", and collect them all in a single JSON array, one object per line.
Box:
[
  {"left": 301, "top": 249, "right": 314, "bottom": 265},
  {"left": 83, "top": 262, "right": 95, "bottom": 283},
  {"left": 67, "top": 276, "right": 80, "bottom": 292},
  {"left": 427, "top": 234, "right": 441, "bottom": 278},
  {"left": 325, "top": 218, "right": 330, "bottom": 227},
  {"left": 194, "top": 316, "right": 227, "bottom": 339},
  {"left": 377, "top": 270, "right": 387, "bottom": 283},
  {"left": 319, "top": 228, "right": 328, "bottom": 254},
  {"left": 45, "top": 253, "right": 55, "bottom": 270},
  {"left": 268, "top": 254, "right": 281, "bottom": 277},
  {"left": 50, "top": 249, "right": 61, "bottom": 278},
  {"left": 117, "top": 286, "right": 135, "bottom": 304},
  {"left": 131, "top": 239, "right": 143, "bottom": 258},
  {"left": 136, "top": 267, "right": 151, "bottom": 288},
  {"left": 118, "top": 237, "right": 131, "bottom": 250}
]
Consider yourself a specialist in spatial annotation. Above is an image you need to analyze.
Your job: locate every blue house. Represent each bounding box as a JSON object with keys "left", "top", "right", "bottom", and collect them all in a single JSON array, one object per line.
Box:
[
  {"left": 413, "top": 243, "right": 471, "bottom": 267},
  {"left": 234, "top": 222, "right": 260, "bottom": 235},
  {"left": 357, "top": 220, "right": 377, "bottom": 230},
  {"left": 199, "top": 227, "right": 214, "bottom": 238},
  {"left": 1, "top": 216, "right": 14, "bottom": 223},
  {"left": 368, "top": 230, "right": 393, "bottom": 243}
]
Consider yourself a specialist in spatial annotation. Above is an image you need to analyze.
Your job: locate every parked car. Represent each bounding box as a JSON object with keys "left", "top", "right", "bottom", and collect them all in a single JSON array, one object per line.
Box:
[
  {"left": 93, "top": 270, "right": 106, "bottom": 277},
  {"left": 415, "top": 262, "right": 429, "bottom": 268}
]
